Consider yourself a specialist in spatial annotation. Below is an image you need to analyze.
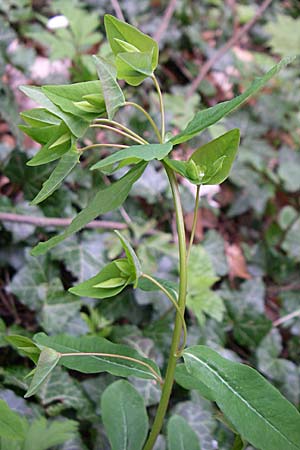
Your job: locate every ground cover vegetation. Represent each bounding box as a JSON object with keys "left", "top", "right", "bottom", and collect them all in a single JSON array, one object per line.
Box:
[{"left": 0, "top": 1, "right": 300, "bottom": 449}]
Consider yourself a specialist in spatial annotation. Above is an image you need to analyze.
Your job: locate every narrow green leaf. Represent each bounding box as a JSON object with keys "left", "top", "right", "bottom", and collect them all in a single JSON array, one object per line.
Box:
[
  {"left": 34, "top": 333, "right": 161, "bottom": 381},
  {"left": 69, "top": 259, "right": 129, "bottom": 299},
  {"left": 114, "top": 231, "right": 142, "bottom": 287},
  {"left": 101, "top": 380, "right": 148, "bottom": 450},
  {"left": 189, "top": 129, "right": 240, "bottom": 184},
  {"left": 167, "top": 415, "right": 201, "bottom": 450},
  {"left": 25, "top": 347, "right": 60, "bottom": 398},
  {"left": 104, "top": 14, "right": 158, "bottom": 71},
  {"left": 93, "top": 55, "right": 125, "bottom": 119},
  {"left": 91, "top": 142, "right": 173, "bottom": 171},
  {"left": 0, "top": 400, "right": 25, "bottom": 440},
  {"left": 170, "top": 57, "right": 295, "bottom": 145},
  {"left": 175, "top": 364, "right": 215, "bottom": 401},
  {"left": 137, "top": 275, "right": 178, "bottom": 300},
  {"left": 30, "top": 146, "right": 80, "bottom": 205},
  {"left": 19, "top": 85, "right": 89, "bottom": 138},
  {"left": 116, "top": 50, "right": 154, "bottom": 85},
  {"left": 184, "top": 345, "right": 300, "bottom": 450},
  {"left": 31, "top": 162, "right": 147, "bottom": 256},
  {"left": 20, "top": 108, "right": 61, "bottom": 127},
  {"left": 19, "top": 124, "right": 60, "bottom": 145},
  {"left": 5, "top": 335, "right": 41, "bottom": 363}
]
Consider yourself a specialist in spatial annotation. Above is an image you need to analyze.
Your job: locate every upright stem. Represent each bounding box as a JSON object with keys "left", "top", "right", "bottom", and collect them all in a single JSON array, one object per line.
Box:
[
  {"left": 143, "top": 164, "right": 188, "bottom": 450},
  {"left": 151, "top": 75, "right": 165, "bottom": 141},
  {"left": 187, "top": 185, "right": 200, "bottom": 260}
]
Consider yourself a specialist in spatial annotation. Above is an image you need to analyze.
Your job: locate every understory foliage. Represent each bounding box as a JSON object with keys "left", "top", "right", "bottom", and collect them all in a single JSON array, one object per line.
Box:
[{"left": 1, "top": 1, "right": 300, "bottom": 450}]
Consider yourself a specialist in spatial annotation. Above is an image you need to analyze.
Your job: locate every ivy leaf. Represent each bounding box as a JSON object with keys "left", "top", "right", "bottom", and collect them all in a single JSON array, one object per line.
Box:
[
  {"left": 69, "top": 259, "right": 130, "bottom": 299},
  {"left": 22, "top": 418, "right": 77, "bottom": 450},
  {"left": 93, "top": 55, "right": 125, "bottom": 119},
  {"left": 101, "top": 380, "right": 148, "bottom": 450},
  {"left": 183, "top": 345, "right": 300, "bottom": 450},
  {"left": 170, "top": 57, "right": 295, "bottom": 145},
  {"left": 30, "top": 146, "right": 80, "bottom": 204},
  {"left": 91, "top": 142, "right": 173, "bottom": 171},
  {"left": 0, "top": 399, "right": 25, "bottom": 440},
  {"left": 34, "top": 333, "right": 161, "bottom": 382},
  {"left": 167, "top": 415, "right": 201, "bottom": 450},
  {"left": 104, "top": 14, "right": 158, "bottom": 71},
  {"left": 114, "top": 231, "right": 142, "bottom": 287},
  {"left": 31, "top": 162, "right": 147, "bottom": 256},
  {"left": 25, "top": 347, "right": 60, "bottom": 398}
]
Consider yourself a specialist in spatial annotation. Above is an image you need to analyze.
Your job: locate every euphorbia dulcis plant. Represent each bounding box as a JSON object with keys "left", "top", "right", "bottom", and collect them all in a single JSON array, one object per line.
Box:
[{"left": 9, "top": 14, "right": 300, "bottom": 450}]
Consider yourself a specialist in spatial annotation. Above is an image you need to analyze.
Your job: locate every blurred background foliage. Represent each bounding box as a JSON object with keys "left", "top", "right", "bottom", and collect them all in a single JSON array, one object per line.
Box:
[{"left": 0, "top": 0, "right": 300, "bottom": 449}]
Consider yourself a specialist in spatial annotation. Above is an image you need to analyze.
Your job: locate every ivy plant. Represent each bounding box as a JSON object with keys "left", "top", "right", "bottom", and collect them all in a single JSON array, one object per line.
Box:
[{"left": 7, "top": 13, "right": 300, "bottom": 450}]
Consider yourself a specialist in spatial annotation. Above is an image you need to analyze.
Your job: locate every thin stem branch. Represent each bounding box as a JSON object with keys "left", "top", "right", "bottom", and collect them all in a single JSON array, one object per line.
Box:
[
  {"left": 93, "top": 118, "right": 148, "bottom": 144},
  {"left": 90, "top": 124, "right": 146, "bottom": 145},
  {"left": 187, "top": 0, "right": 274, "bottom": 97},
  {"left": 154, "top": 0, "right": 177, "bottom": 43},
  {"left": 141, "top": 273, "right": 187, "bottom": 354},
  {"left": 80, "top": 143, "right": 129, "bottom": 153},
  {"left": 273, "top": 309, "right": 300, "bottom": 327},
  {"left": 0, "top": 213, "right": 127, "bottom": 230},
  {"left": 143, "top": 164, "right": 188, "bottom": 450},
  {"left": 111, "top": 0, "right": 125, "bottom": 21},
  {"left": 124, "top": 101, "right": 162, "bottom": 142},
  {"left": 59, "top": 352, "right": 163, "bottom": 385},
  {"left": 151, "top": 75, "right": 165, "bottom": 142},
  {"left": 187, "top": 185, "right": 201, "bottom": 260}
]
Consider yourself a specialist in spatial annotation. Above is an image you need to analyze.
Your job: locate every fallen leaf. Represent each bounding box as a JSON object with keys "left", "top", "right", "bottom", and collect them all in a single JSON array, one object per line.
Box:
[{"left": 225, "top": 243, "right": 251, "bottom": 280}]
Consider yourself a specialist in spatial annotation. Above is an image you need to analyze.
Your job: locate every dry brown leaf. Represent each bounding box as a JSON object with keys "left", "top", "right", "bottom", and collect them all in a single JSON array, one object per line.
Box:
[{"left": 225, "top": 242, "right": 251, "bottom": 280}]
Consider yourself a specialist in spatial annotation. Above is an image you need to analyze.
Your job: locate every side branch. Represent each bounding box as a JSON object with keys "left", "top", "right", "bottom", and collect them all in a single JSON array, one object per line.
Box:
[{"left": 0, "top": 213, "right": 127, "bottom": 230}]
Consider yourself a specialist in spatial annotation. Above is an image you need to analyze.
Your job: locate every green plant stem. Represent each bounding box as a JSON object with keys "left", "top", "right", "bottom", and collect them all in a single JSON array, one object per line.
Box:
[
  {"left": 187, "top": 184, "right": 201, "bottom": 260},
  {"left": 151, "top": 75, "right": 165, "bottom": 141},
  {"left": 124, "top": 101, "right": 162, "bottom": 142},
  {"left": 90, "top": 124, "right": 146, "bottom": 145},
  {"left": 79, "top": 143, "right": 129, "bottom": 153},
  {"left": 141, "top": 273, "right": 187, "bottom": 354},
  {"left": 143, "top": 164, "right": 188, "bottom": 450},
  {"left": 59, "top": 352, "right": 163, "bottom": 385},
  {"left": 93, "top": 118, "right": 148, "bottom": 144}
]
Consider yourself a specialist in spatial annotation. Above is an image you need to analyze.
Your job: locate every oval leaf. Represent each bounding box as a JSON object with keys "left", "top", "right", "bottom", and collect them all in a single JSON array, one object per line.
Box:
[
  {"left": 25, "top": 347, "right": 60, "bottom": 398},
  {"left": 184, "top": 345, "right": 300, "bottom": 450},
  {"left": 167, "top": 415, "right": 201, "bottom": 450},
  {"left": 34, "top": 333, "right": 161, "bottom": 382},
  {"left": 91, "top": 142, "right": 173, "bottom": 171},
  {"left": 101, "top": 380, "right": 148, "bottom": 450}
]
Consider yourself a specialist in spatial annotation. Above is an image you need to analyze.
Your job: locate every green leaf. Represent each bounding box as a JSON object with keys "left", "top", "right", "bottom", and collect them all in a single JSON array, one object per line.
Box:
[
  {"left": 19, "top": 86, "right": 89, "bottom": 138},
  {"left": 25, "top": 347, "right": 60, "bottom": 398},
  {"left": 30, "top": 146, "right": 80, "bottom": 204},
  {"left": 22, "top": 417, "right": 77, "bottom": 450},
  {"left": 0, "top": 400, "right": 25, "bottom": 441},
  {"left": 114, "top": 231, "right": 142, "bottom": 287},
  {"left": 31, "top": 162, "right": 147, "bottom": 256},
  {"left": 91, "top": 142, "right": 173, "bottom": 171},
  {"left": 116, "top": 50, "right": 154, "bottom": 86},
  {"left": 20, "top": 108, "right": 61, "bottom": 127},
  {"left": 170, "top": 57, "right": 295, "bottom": 145},
  {"left": 19, "top": 124, "right": 60, "bottom": 145},
  {"left": 69, "top": 259, "right": 129, "bottom": 299},
  {"left": 175, "top": 364, "right": 215, "bottom": 401},
  {"left": 42, "top": 80, "right": 106, "bottom": 120},
  {"left": 183, "top": 345, "right": 300, "bottom": 450},
  {"left": 5, "top": 335, "right": 41, "bottom": 363},
  {"left": 104, "top": 14, "right": 158, "bottom": 71},
  {"left": 167, "top": 415, "right": 201, "bottom": 450},
  {"left": 101, "top": 380, "right": 148, "bottom": 450},
  {"left": 34, "top": 333, "right": 161, "bottom": 381},
  {"left": 189, "top": 129, "right": 240, "bottom": 184},
  {"left": 137, "top": 275, "right": 178, "bottom": 300},
  {"left": 26, "top": 123, "right": 73, "bottom": 166},
  {"left": 93, "top": 55, "right": 125, "bottom": 119}
]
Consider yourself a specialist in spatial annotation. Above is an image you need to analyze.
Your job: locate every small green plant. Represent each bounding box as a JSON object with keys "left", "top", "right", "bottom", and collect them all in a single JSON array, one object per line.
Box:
[{"left": 5, "top": 14, "right": 300, "bottom": 450}]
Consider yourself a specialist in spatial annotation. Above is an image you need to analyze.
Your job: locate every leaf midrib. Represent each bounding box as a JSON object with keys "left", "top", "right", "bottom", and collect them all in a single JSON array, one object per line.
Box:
[{"left": 185, "top": 352, "right": 299, "bottom": 449}]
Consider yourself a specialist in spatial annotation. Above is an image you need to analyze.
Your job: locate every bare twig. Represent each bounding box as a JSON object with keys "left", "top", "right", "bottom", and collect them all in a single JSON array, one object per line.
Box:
[
  {"left": 0, "top": 212, "right": 127, "bottom": 230},
  {"left": 154, "top": 0, "right": 177, "bottom": 43},
  {"left": 187, "top": 0, "right": 273, "bottom": 97},
  {"left": 273, "top": 309, "right": 300, "bottom": 327},
  {"left": 111, "top": 0, "right": 125, "bottom": 21}
]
